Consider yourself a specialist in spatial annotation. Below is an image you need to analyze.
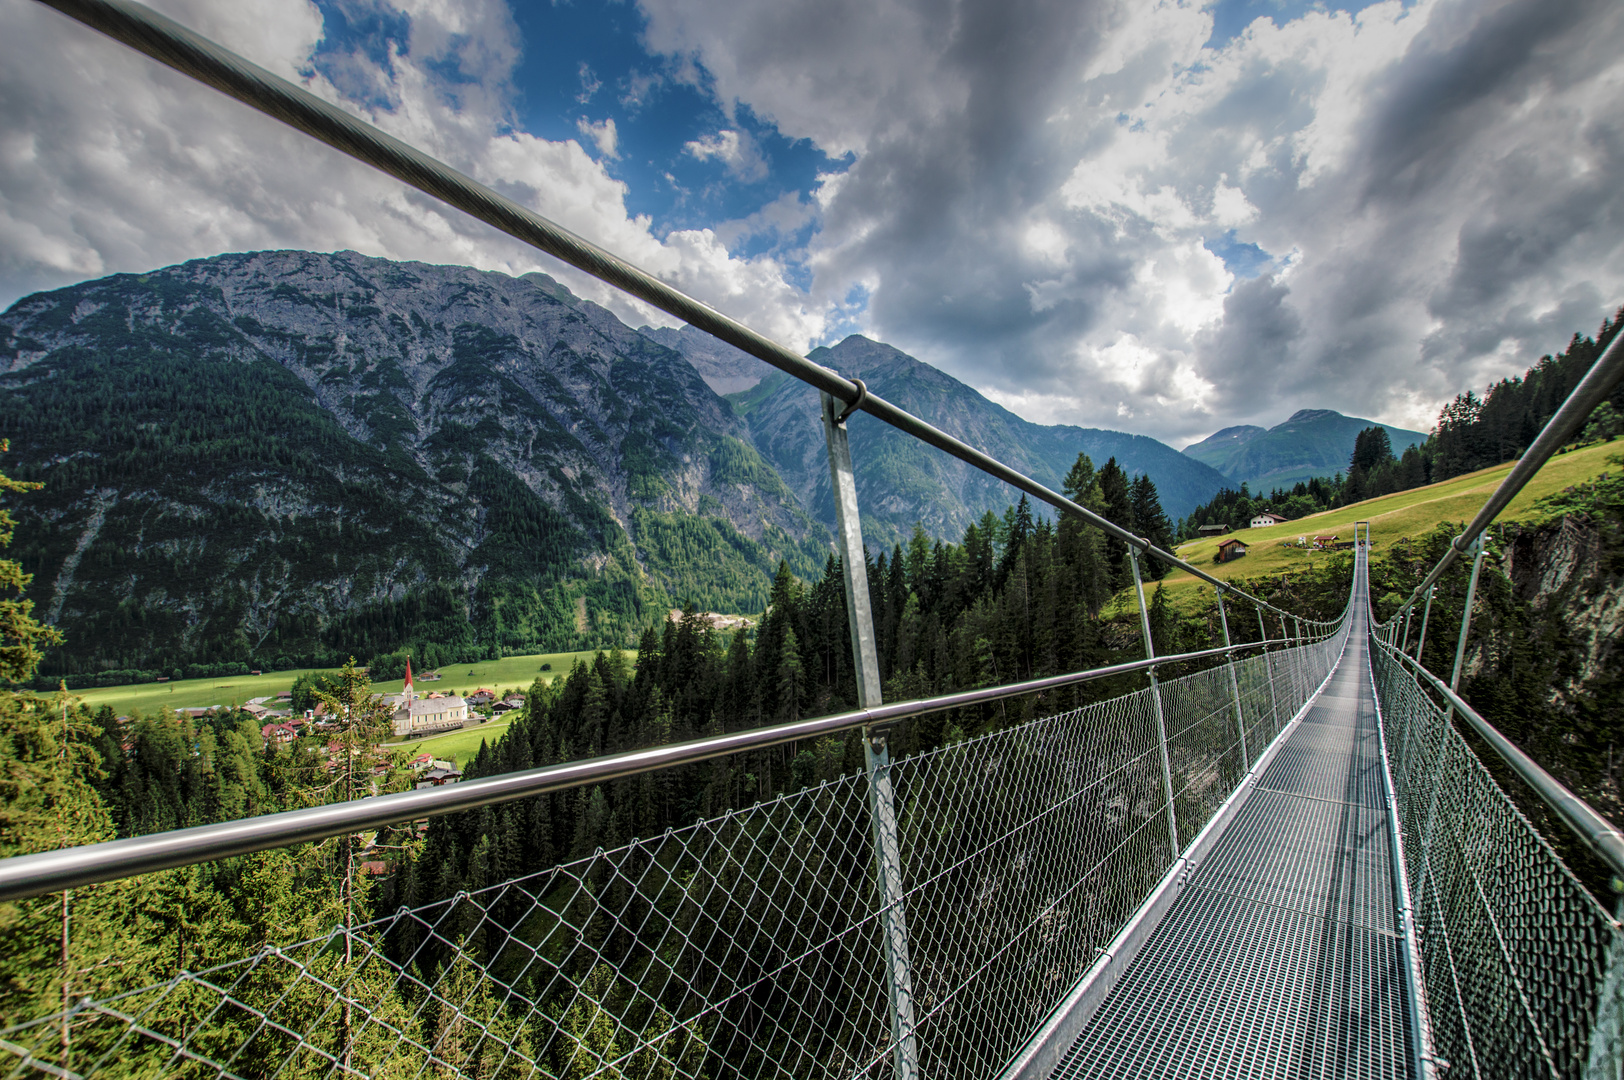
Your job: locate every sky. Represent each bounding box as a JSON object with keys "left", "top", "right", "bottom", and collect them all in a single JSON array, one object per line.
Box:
[{"left": 2, "top": 0, "right": 1621, "bottom": 448}]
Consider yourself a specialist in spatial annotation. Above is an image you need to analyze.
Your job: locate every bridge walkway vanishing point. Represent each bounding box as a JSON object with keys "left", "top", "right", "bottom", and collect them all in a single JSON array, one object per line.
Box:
[{"left": 1052, "top": 546, "right": 1420, "bottom": 1079}]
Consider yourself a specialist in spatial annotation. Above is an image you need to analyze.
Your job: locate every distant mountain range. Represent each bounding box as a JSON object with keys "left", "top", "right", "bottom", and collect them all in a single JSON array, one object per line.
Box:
[
  {"left": 650, "top": 328, "right": 1233, "bottom": 546},
  {"left": 1, "top": 249, "right": 1229, "bottom": 672},
  {"left": 1182, "top": 410, "right": 1428, "bottom": 492}
]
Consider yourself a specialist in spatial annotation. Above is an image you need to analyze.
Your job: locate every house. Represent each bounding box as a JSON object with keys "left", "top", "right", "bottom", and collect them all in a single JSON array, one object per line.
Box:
[
  {"left": 418, "top": 765, "right": 462, "bottom": 786},
  {"left": 1249, "top": 513, "right": 1288, "bottom": 528},
  {"left": 392, "top": 695, "right": 469, "bottom": 738},
  {"left": 1312, "top": 534, "right": 1338, "bottom": 548},
  {"left": 1196, "top": 523, "right": 1231, "bottom": 537},
  {"left": 1216, "top": 538, "right": 1249, "bottom": 563},
  {"left": 502, "top": 694, "right": 525, "bottom": 708},
  {"left": 409, "top": 753, "right": 434, "bottom": 771},
  {"left": 489, "top": 700, "right": 518, "bottom": 717},
  {"left": 242, "top": 702, "right": 269, "bottom": 718},
  {"left": 467, "top": 688, "right": 498, "bottom": 706},
  {"left": 260, "top": 721, "right": 298, "bottom": 745}
]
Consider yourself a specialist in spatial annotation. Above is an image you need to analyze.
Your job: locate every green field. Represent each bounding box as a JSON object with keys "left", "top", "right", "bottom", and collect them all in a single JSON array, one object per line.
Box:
[
  {"left": 1116, "top": 440, "right": 1619, "bottom": 614},
  {"left": 69, "top": 649, "right": 624, "bottom": 718},
  {"left": 386, "top": 718, "right": 518, "bottom": 768}
]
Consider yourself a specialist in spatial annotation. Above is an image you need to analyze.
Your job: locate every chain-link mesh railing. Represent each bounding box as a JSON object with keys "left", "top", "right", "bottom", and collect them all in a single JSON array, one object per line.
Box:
[
  {"left": 1371, "top": 642, "right": 1621, "bottom": 1079},
  {"left": 1, "top": 634, "right": 1345, "bottom": 1080}
]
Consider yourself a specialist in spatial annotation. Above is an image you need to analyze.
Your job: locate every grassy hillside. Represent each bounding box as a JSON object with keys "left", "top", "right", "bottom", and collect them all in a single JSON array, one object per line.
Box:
[{"left": 1120, "top": 440, "right": 1618, "bottom": 613}]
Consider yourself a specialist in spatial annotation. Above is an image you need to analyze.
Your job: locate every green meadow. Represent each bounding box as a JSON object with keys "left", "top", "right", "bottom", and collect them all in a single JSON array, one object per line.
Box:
[
  {"left": 385, "top": 718, "right": 519, "bottom": 766},
  {"left": 1112, "top": 440, "right": 1620, "bottom": 616},
  {"left": 69, "top": 649, "right": 624, "bottom": 718}
]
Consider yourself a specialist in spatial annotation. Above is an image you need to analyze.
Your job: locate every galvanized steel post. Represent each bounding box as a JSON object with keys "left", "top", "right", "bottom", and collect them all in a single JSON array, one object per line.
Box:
[
  {"left": 1278, "top": 615, "right": 1296, "bottom": 701},
  {"left": 1258, "top": 608, "right": 1281, "bottom": 729},
  {"left": 1130, "top": 546, "right": 1180, "bottom": 859},
  {"left": 1414, "top": 585, "right": 1435, "bottom": 663},
  {"left": 1215, "top": 587, "right": 1249, "bottom": 767},
  {"left": 821, "top": 391, "right": 918, "bottom": 1080},
  {"left": 1449, "top": 536, "right": 1487, "bottom": 702}
]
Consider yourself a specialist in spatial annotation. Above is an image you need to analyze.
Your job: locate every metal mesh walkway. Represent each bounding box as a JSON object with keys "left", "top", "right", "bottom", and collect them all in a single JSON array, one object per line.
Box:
[{"left": 1053, "top": 563, "right": 1417, "bottom": 1079}]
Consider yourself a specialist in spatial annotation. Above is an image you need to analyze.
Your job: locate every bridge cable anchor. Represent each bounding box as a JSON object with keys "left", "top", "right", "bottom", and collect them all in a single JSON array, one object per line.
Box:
[{"left": 835, "top": 378, "right": 868, "bottom": 425}]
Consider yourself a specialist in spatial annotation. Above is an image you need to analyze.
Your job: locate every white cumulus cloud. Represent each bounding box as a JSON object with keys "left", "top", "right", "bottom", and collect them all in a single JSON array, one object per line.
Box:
[
  {"left": 683, "top": 128, "right": 769, "bottom": 183},
  {"left": 0, "top": 0, "right": 828, "bottom": 353},
  {"left": 638, "top": 0, "right": 1624, "bottom": 442}
]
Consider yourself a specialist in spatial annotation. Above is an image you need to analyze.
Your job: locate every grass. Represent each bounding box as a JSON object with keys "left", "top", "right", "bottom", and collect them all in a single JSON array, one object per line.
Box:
[
  {"left": 69, "top": 649, "right": 625, "bottom": 718},
  {"left": 1119, "top": 440, "right": 1620, "bottom": 615},
  {"left": 386, "top": 718, "right": 518, "bottom": 768}
]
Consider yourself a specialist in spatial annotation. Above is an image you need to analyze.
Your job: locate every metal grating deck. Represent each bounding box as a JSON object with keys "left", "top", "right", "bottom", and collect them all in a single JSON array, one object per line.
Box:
[{"left": 1052, "top": 587, "right": 1416, "bottom": 1079}]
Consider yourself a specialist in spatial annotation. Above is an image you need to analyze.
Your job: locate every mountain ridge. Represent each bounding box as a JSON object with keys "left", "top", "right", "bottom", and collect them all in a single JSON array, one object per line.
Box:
[
  {"left": 1, "top": 249, "right": 1232, "bottom": 675},
  {"left": 657, "top": 331, "right": 1234, "bottom": 546},
  {"left": 1, "top": 250, "right": 825, "bottom": 674},
  {"left": 1182, "top": 409, "right": 1427, "bottom": 492}
]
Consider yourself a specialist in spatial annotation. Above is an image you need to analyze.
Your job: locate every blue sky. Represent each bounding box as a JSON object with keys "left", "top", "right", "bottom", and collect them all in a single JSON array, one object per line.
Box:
[{"left": 1, "top": 0, "right": 1620, "bottom": 445}]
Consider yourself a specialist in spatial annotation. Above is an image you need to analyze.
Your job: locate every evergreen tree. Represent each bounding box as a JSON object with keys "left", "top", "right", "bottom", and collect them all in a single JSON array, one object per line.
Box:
[
  {"left": 0, "top": 439, "right": 62, "bottom": 683},
  {"left": 1096, "top": 458, "right": 1137, "bottom": 589},
  {"left": 1129, "top": 475, "right": 1173, "bottom": 579}
]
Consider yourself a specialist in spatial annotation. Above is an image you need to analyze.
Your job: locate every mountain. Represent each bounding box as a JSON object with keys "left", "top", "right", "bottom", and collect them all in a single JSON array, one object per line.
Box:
[
  {"left": 1, "top": 249, "right": 1232, "bottom": 678},
  {"left": 709, "top": 334, "right": 1233, "bottom": 547},
  {"left": 1182, "top": 409, "right": 1428, "bottom": 491},
  {"left": 639, "top": 323, "right": 773, "bottom": 395},
  {"left": 0, "top": 250, "right": 825, "bottom": 676}
]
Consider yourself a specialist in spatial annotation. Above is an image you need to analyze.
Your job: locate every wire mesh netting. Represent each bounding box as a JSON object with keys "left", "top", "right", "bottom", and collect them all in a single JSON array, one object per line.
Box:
[
  {"left": 892, "top": 630, "right": 1346, "bottom": 1080},
  {"left": 1370, "top": 644, "right": 1622, "bottom": 1080},
  {"left": 2, "top": 638, "right": 1345, "bottom": 1080}
]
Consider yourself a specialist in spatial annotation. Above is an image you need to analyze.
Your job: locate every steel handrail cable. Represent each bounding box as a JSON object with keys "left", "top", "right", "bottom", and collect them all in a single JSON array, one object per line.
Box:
[
  {"left": 29, "top": 0, "right": 1339, "bottom": 629},
  {"left": 1370, "top": 635, "right": 1624, "bottom": 884}
]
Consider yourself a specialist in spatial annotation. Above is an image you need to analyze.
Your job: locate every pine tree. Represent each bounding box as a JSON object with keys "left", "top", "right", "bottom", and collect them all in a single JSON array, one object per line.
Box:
[{"left": 0, "top": 439, "right": 62, "bottom": 683}]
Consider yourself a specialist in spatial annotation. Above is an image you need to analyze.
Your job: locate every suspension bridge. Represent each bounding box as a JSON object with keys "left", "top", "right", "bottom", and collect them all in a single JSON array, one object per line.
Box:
[{"left": 4, "top": 2, "right": 1624, "bottom": 1077}]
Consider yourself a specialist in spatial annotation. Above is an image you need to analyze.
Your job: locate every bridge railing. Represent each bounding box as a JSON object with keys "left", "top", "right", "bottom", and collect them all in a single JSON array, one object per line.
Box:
[
  {"left": 0, "top": 626, "right": 1347, "bottom": 1080},
  {"left": 1371, "top": 640, "right": 1619, "bottom": 1079},
  {"left": 1363, "top": 324, "right": 1624, "bottom": 1078}
]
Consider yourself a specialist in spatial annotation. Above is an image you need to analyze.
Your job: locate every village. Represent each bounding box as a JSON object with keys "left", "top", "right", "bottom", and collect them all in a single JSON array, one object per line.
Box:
[
  {"left": 1191, "top": 513, "right": 1361, "bottom": 564},
  {"left": 149, "top": 675, "right": 530, "bottom": 790}
]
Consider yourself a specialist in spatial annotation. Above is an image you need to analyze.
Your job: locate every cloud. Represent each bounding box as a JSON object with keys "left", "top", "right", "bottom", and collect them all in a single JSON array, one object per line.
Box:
[
  {"left": 576, "top": 61, "right": 601, "bottom": 104},
  {"left": 683, "top": 128, "right": 769, "bottom": 182},
  {"left": 618, "top": 69, "right": 663, "bottom": 110},
  {"left": 576, "top": 116, "right": 619, "bottom": 158},
  {"left": 638, "top": 0, "right": 1624, "bottom": 442},
  {"left": 0, "top": 0, "right": 828, "bottom": 353}
]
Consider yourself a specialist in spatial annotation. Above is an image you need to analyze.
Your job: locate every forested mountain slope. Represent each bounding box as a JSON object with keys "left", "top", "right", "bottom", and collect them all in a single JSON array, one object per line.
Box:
[{"left": 0, "top": 250, "right": 824, "bottom": 676}]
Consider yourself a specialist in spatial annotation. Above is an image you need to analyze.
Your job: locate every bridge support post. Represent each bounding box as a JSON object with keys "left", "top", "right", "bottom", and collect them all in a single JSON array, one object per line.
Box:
[
  {"left": 1278, "top": 615, "right": 1296, "bottom": 702},
  {"left": 1448, "top": 536, "right": 1487, "bottom": 708},
  {"left": 1257, "top": 608, "right": 1281, "bottom": 730},
  {"left": 1215, "top": 587, "right": 1249, "bottom": 767},
  {"left": 821, "top": 391, "right": 919, "bottom": 1080},
  {"left": 1130, "top": 547, "right": 1180, "bottom": 859},
  {"left": 1414, "top": 585, "right": 1435, "bottom": 663}
]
